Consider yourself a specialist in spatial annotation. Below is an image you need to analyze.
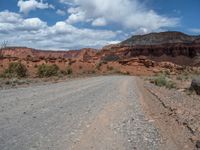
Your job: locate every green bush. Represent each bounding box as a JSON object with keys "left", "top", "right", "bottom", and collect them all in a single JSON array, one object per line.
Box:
[
  {"left": 3, "top": 62, "right": 27, "bottom": 78},
  {"left": 152, "top": 74, "right": 176, "bottom": 89},
  {"left": 107, "top": 66, "right": 114, "bottom": 71},
  {"left": 66, "top": 67, "right": 73, "bottom": 75},
  {"left": 176, "top": 74, "right": 189, "bottom": 81},
  {"left": 165, "top": 81, "right": 176, "bottom": 89},
  {"left": 37, "top": 64, "right": 59, "bottom": 77},
  {"left": 154, "top": 75, "right": 167, "bottom": 87}
]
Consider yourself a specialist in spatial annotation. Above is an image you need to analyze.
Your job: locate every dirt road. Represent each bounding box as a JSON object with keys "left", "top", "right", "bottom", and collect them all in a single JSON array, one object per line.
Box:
[{"left": 0, "top": 76, "right": 163, "bottom": 150}]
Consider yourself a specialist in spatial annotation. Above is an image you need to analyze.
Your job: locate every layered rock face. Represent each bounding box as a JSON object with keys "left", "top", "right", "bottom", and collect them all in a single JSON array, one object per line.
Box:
[
  {"left": 102, "top": 43, "right": 200, "bottom": 59},
  {"left": 1, "top": 31, "right": 200, "bottom": 62},
  {"left": 102, "top": 32, "right": 200, "bottom": 66},
  {"left": 121, "top": 31, "right": 200, "bottom": 45}
]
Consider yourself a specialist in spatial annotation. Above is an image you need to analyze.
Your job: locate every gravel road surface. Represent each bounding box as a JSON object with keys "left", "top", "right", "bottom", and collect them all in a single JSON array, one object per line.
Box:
[{"left": 0, "top": 76, "right": 161, "bottom": 150}]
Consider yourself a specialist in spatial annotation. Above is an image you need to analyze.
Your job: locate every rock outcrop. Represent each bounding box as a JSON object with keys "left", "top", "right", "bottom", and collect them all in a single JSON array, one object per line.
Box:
[
  {"left": 1, "top": 47, "right": 96, "bottom": 60},
  {"left": 191, "top": 77, "right": 200, "bottom": 95},
  {"left": 121, "top": 31, "right": 200, "bottom": 45},
  {"left": 102, "top": 32, "right": 200, "bottom": 66}
]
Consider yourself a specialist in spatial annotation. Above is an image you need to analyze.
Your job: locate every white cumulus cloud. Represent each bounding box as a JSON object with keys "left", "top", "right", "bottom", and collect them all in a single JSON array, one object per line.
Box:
[
  {"left": 92, "top": 18, "right": 107, "bottom": 26},
  {"left": 20, "top": 18, "right": 47, "bottom": 30},
  {"left": 0, "top": 10, "right": 23, "bottom": 23},
  {"left": 0, "top": 10, "right": 119, "bottom": 50},
  {"left": 17, "top": 0, "right": 54, "bottom": 14},
  {"left": 63, "top": 0, "right": 179, "bottom": 33}
]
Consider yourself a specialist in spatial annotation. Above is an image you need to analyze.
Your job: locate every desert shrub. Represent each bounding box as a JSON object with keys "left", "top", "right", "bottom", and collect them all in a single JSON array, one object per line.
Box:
[
  {"left": 176, "top": 75, "right": 189, "bottom": 81},
  {"left": 60, "top": 70, "right": 66, "bottom": 75},
  {"left": 37, "top": 64, "right": 59, "bottom": 77},
  {"left": 165, "top": 81, "right": 176, "bottom": 89},
  {"left": 87, "top": 70, "right": 96, "bottom": 74},
  {"left": 66, "top": 67, "right": 73, "bottom": 75},
  {"left": 2, "top": 62, "right": 27, "bottom": 78},
  {"left": 0, "top": 53, "right": 3, "bottom": 59},
  {"left": 96, "top": 62, "right": 102, "bottom": 70},
  {"left": 102, "top": 55, "right": 120, "bottom": 62},
  {"left": 102, "top": 61, "right": 108, "bottom": 64},
  {"left": 68, "top": 59, "right": 76, "bottom": 66},
  {"left": 121, "top": 71, "right": 130, "bottom": 75},
  {"left": 107, "top": 66, "right": 114, "bottom": 71},
  {"left": 91, "top": 70, "right": 96, "bottom": 74},
  {"left": 152, "top": 74, "right": 176, "bottom": 89},
  {"left": 164, "top": 70, "right": 171, "bottom": 76},
  {"left": 114, "top": 70, "right": 130, "bottom": 75},
  {"left": 154, "top": 75, "right": 167, "bottom": 87},
  {"left": 34, "top": 64, "right": 38, "bottom": 68}
]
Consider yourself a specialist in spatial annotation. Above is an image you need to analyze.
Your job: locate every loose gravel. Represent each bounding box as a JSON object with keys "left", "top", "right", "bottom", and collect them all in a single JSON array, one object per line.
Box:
[{"left": 0, "top": 76, "right": 161, "bottom": 150}]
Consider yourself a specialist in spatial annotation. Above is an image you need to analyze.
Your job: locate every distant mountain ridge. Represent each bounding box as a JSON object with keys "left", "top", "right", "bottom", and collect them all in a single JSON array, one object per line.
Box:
[
  {"left": 121, "top": 31, "right": 200, "bottom": 46},
  {"left": 1, "top": 31, "right": 200, "bottom": 66}
]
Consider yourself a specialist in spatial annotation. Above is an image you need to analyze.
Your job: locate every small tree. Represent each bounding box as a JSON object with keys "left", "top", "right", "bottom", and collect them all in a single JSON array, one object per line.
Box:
[
  {"left": 0, "top": 40, "right": 8, "bottom": 58},
  {"left": 1, "top": 40, "right": 8, "bottom": 49}
]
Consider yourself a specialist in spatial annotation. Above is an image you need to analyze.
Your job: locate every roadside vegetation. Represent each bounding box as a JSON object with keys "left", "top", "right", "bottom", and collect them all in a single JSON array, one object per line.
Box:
[
  {"left": 1, "top": 62, "right": 27, "bottom": 78},
  {"left": 66, "top": 67, "right": 73, "bottom": 75},
  {"left": 150, "top": 73, "right": 176, "bottom": 89},
  {"left": 146, "top": 68, "right": 200, "bottom": 96},
  {"left": 96, "top": 62, "right": 102, "bottom": 70},
  {"left": 37, "top": 64, "right": 59, "bottom": 78}
]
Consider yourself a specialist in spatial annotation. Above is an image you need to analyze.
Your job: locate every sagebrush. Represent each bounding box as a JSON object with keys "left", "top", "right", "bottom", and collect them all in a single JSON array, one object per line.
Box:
[
  {"left": 2, "top": 62, "right": 27, "bottom": 78},
  {"left": 37, "top": 64, "right": 59, "bottom": 77}
]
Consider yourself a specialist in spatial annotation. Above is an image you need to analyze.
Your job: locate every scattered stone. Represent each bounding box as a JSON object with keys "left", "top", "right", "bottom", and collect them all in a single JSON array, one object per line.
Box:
[
  {"left": 184, "top": 145, "right": 189, "bottom": 149},
  {"left": 196, "top": 140, "right": 200, "bottom": 148},
  {"left": 177, "top": 89, "right": 185, "bottom": 92},
  {"left": 148, "top": 119, "right": 155, "bottom": 123},
  {"left": 190, "top": 136, "right": 198, "bottom": 142}
]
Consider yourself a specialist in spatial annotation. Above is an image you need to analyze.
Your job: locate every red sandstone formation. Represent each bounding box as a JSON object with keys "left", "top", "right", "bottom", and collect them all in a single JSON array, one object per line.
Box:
[{"left": 0, "top": 31, "right": 200, "bottom": 76}]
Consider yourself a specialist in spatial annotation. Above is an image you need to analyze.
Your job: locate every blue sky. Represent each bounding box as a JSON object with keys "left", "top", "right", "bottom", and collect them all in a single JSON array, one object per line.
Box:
[{"left": 0, "top": 0, "right": 200, "bottom": 50}]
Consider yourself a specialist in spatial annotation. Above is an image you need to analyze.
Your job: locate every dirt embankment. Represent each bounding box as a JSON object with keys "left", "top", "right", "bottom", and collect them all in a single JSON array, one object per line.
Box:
[{"left": 139, "top": 79, "right": 200, "bottom": 150}]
